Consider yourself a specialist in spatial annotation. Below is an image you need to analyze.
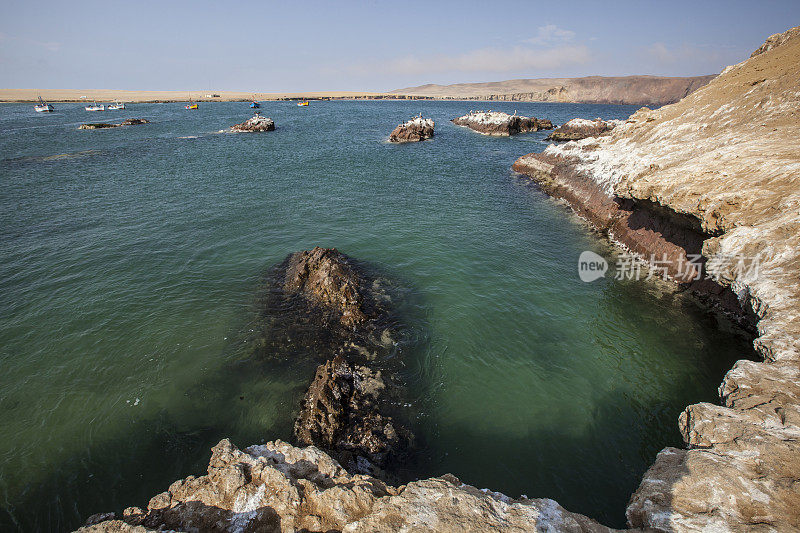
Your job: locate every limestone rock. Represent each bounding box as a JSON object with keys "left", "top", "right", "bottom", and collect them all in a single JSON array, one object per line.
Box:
[
  {"left": 230, "top": 114, "right": 275, "bottom": 132},
  {"left": 452, "top": 111, "right": 553, "bottom": 136},
  {"left": 389, "top": 116, "right": 434, "bottom": 142},
  {"left": 546, "top": 118, "right": 622, "bottom": 141},
  {"left": 76, "top": 439, "right": 613, "bottom": 533}
]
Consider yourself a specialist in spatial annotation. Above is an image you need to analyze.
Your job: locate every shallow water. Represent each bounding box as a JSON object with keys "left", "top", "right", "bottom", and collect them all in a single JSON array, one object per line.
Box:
[{"left": 0, "top": 100, "right": 752, "bottom": 530}]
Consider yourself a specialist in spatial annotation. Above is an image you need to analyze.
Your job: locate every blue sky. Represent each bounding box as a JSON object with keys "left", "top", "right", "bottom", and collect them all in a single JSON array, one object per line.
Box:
[{"left": 1, "top": 0, "right": 798, "bottom": 91}]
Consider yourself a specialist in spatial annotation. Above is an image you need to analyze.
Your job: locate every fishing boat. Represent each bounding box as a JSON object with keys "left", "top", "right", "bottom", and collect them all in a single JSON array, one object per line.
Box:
[
  {"left": 297, "top": 100, "right": 309, "bottom": 107},
  {"left": 108, "top": 101, "right": 125, "bottom": 110},
  {"left": 185, "top": 103, "right": 198, "bottom": 110},
  {"left": 250, "top": 100, "right": 260, "bottom": 109},
  {"left": 85, "top": 102, "right": 105, "bottom": 111},
  {"left": 34, "top": 96, "right": 54, "bottom": 112}
]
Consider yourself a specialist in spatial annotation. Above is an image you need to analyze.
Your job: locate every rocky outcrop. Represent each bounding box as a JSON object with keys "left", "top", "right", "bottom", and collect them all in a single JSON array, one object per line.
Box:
[
  {"left": 79, "top": 118, "right": 149, "bottom": 129},
  {"left": 392, "top": 75, "right": 716, "bottom": 105},
  {"left": 389, "top": 116, "right": 434, "bottom": 142},
  {"left": 294, "top": 354, "right": 412, "bottom": 476},
  {"left": 250, "top": 247, "right": 396, "bottom": 364},
  {"left": 76, "top": 439, "right": 613, "bottom": 533},
  {"left": 452, "top": 111, "right": 553, "bottom": 136},
  {"left": 514, "top": 25, "right": 800, "bottom": 531},
  {"left": 231, "top": 114, "right": 275, "bottom": 132},
  {"left": 546, "top": 118, "right": 622, "bottom": 142}
]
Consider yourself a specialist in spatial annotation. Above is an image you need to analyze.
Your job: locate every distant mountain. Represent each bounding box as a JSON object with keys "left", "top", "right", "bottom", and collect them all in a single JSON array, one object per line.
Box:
[{"left": 390, "top": 75, "right": 717, "bottom": 106}]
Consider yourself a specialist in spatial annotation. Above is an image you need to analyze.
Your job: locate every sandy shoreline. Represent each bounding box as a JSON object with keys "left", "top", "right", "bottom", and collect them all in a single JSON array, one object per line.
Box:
[{"left": 0, "top": 89, "right": 394, "bottom": 103}]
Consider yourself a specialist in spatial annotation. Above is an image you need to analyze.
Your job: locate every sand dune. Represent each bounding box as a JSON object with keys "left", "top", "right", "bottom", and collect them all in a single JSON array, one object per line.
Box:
[{"left": 0, "top": 89, "right": 390, "bottom": 103}]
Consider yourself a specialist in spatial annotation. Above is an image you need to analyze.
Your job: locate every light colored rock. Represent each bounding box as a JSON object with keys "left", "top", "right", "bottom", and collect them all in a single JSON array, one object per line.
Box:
[
  {"left": 230, "top": 114, "right": 275, "bottom": 132},
  {"left": 452, "top": 111, "right": 553, "bottom": 136},
  {"left": 546, "top": 118, "right": 623, "bottom": 141},
  {"left": 77, "top": 439, "right": 614, "bottom": 533}
]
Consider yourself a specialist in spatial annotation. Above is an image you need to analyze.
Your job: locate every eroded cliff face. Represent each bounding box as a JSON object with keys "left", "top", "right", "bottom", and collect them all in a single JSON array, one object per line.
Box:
[{"left": 515, "top": 26, "right": 800, "bottom": 531}]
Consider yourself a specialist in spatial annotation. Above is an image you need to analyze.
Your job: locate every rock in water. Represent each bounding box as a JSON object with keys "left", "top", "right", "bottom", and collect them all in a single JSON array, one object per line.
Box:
[
  {"left": 231, "top": 114, "right": 275, "bottom": 132},
  {"left": 389, "top": 117, "right": 435, "bottom": 142},
  {"left": 75, "top": 439, "right": 613, "bottom": 533},
  {"left": 246, "top": 247, "right": 396, "bottom": 365},
  {"left": 451, "top": 110, "right": 553, "bottom": 136},
  {"left": 78, "top": 119, "right": 149, "bottom": 129},
  {"left": 294, "top": 354, "right": 412, "bottom": 476},
  {"left": 545, "top": 118, "right": 622, "bottom": 141}
]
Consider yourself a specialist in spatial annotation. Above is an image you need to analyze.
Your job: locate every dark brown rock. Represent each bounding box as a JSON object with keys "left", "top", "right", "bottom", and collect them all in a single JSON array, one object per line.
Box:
[
  {"left": 389, "top": 117, "right": 434, "bottom": 142},
  {"left": 79, "top": 118, "right": 149, "bottom": 129},
  {"left": 294, "top": 354, "right": 411, "bottom": 476}
]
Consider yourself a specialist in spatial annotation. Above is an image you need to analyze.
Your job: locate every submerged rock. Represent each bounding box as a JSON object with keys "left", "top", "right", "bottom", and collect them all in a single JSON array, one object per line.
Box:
[
  {"left": 230, "top": 114, "right": 275, "bottom": 132},
  {"left": 545, "top": 118, "right": 622, "bottom": 141},
  {"left": 78, "top": 118, "right": 149, "bottom": 129},
  {"left": 75, "top": 439, "right": 613, "bottom": 533},
  {"left": 247, "top": 247, "right": 396, "bottom": 365},
  {"left": 294, "top": 354, "right": 412, "bottom": 476},
  {"left": 451, "top": 110, "right": 553, "bottom": 136},
  {"left": 389, "top": 116, "right": 435, "bottom": 142}
]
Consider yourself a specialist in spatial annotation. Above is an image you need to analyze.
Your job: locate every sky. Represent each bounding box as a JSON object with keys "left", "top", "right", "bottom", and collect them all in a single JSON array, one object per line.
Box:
[{"left": 1, "top": 0, "right": 798, "bottom": 92}]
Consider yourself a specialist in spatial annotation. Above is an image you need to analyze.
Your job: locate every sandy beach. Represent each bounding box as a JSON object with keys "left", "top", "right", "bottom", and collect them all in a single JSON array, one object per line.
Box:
[{"left": 0, "top": 89, "right": 390, "bottom": 103}]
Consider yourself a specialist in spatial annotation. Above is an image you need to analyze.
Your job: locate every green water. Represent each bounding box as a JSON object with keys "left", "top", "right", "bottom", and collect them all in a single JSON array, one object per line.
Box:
[{"left": 0, "top": 101, "right": 752, "bottom": 530}]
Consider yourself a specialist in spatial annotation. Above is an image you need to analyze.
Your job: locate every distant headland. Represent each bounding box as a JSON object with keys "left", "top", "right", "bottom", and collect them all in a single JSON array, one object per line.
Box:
[{"left": 1, "top": 75, "right": 715, "bottom": 106}]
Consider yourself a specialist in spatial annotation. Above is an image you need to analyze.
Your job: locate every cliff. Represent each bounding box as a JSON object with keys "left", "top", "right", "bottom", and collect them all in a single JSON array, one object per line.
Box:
[
  {"left": 514, "top": 26, "right": 800, "bottom": 531},
  {"left": 391, "top": 75, "right": 716, "bottom": 105}
]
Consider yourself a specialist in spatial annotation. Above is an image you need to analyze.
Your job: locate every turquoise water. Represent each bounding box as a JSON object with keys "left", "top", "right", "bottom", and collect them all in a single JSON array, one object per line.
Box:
[{"left": 0, "top": 101, "right": 752, "bottom": 530}]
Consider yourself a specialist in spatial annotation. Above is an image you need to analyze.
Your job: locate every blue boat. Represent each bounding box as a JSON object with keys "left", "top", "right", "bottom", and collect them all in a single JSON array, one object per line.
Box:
[{"left": 250, "top": 100, "right": 260, "bottom": 109}]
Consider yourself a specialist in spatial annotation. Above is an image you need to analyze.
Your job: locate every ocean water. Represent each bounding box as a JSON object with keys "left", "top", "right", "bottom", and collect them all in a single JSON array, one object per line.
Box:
[{"left": 0, "top": 100, "right": 753, "bottom": 530}]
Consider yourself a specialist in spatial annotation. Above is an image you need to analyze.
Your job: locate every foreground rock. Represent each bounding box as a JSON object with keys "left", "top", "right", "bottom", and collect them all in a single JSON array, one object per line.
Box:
[
  {"left": 389, "top": 116, "right": 434, "bottom": 142},
  {"left": 79, "top": 118, "right": 149, "bottom": 129},
  {"left": 294, "top": 354, "right": 412, "bottom": 476},
  {"left": 230, "top": 114, "right": 275, "bottom": 132},
  {"left": 546, "top": 118, "right": 622, "bottom": 141},
  {"left": 452, "top": 111, "right": 553, "bottom": 136},
  {"left": 76, "top": 439, "right": 613, "bottom": 533},
  {"left": 516, "top": 25, "right": 800, "bottom": 531}
]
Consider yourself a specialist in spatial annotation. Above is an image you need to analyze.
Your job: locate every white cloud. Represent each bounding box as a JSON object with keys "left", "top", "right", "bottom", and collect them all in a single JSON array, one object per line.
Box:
[
  {"left": 344, "top": 45, "right": 590, "bottom": 76},
  {"left": 523, "top": 25, "right": 576, "bottom": 46}
]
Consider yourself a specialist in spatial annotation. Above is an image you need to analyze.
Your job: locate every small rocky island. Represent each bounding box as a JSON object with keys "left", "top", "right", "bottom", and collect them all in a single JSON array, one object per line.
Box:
[
  {"left": 451, "top": 110, "right": 553, "bottom": 136},
  {"left": 78, "top": 118, "right": 149, "bottom": 129},
  {"left": 230, "top": 113, "right": 275, "bottom": 132},
  {"left": 545, "top": 118, "right": 622, "bottom": 141},
  {"left": 388, "top": 116, "right": 434, "bottom": 142}
]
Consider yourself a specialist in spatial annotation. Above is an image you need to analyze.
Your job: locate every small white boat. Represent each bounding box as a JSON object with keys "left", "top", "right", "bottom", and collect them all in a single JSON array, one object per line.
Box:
[
  {"left": 107, "top": 101, "right": 125, "bottom": 110},
  {"left": 85, "top": 102, "right": 105, "bottom": 111},
  {"left": 34, "top": 96, "right": 54, "bottom": 112}
]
